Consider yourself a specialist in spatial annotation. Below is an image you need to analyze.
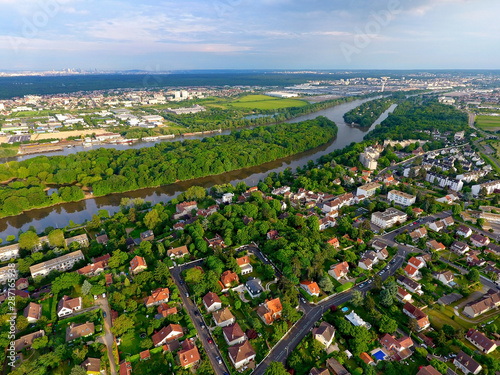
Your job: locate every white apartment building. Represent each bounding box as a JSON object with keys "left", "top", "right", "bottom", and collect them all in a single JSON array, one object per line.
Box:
[
  {"left": 30, "top": 250, "right": 85, "bottom": 278},
  {"left": 0, "top": 264, "right": 18, "bottom": 284},
  {"left": 356, "top": 182, "right": 381, "bottom": 197},
  {"left": 387, "top": 190, "right": 416, "bottom": 206},
  {"left": 371, "top": 208, "right": 408, "bottom": 229},
  {"left": 0, "top": 244, "right": 20, "bottom": 261},
  {"left": 359, "top": 147, "right": 380, "bottom": 170},
  {"left": 472, "top": 180, "right": 500, "bottom": 196}
]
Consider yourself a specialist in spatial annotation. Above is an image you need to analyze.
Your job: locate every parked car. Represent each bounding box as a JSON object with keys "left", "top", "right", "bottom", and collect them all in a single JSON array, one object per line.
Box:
[
  {"left": 216, "top": 356, "right": 222, "bottom": 364},
  {"left": 207, "top": 336, "right": 213, "bottom": 344},
  {"left": 103, "top": 311, "right": 106, "bottom": 318}
]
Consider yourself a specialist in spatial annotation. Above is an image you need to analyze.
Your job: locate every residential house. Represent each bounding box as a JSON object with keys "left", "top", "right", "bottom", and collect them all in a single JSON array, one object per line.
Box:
[
  {"left": 167, "top": 245, "right": 190, "bottom": 259},
  {"left": 417, "top": 366, "right": 442, "bottom": 375},
  {"left": 319, "top": 216, "right": 336, "bottom": 231},
  {"left": 485, "top": 262, "right": 500, "bottom": 282},
  {"left": 202, "top": 292, "right": 222, "bottom": 312},
  {"left": 130, "top": 255, "right": 147, "bottom": 274},
  {"left": 144, "top": 288, "right": 170, "bottom": 307},
  {"left": 456, "top": 225, "right": 473, "bottom": 238},
  {"left": 228, "top": 340, "right": 256, "bottom": 369},
  {"left": 404, "top": 264, "right": 421, "bottom": 280},
  {"left": 223, "top": 323, "right": 246, "bottom": 346},
  {"left": 23, "top": 302, "right": 42, "bottom": 323},
  {"left": 300, "top": 281, "right": 320, "bottom": 297},
  {"left": 16, "top": 278, "right": 29, "bottom": 290},
  {"left": 205, "top": 234, "right": 225, "bottom": 248},
  {"left": 177, "top": 339, "right": 201, "bottom": 369},
  {"left": 360, "top": 352, "right": 374, "bottom": 366},
  {"left": 309, "top": 368, "right": 329, "bottom": 375},
  {"left": 119, "top": 360, "right": 132, "bottom": 375},
  {"left": 371, "top": 240, "right": 387, "bottom": 251},
  {"left": 467, "top": 251, "right": 486, "bottom": 267},
  {"left": 453, "top": 351, "right": 482, "bottom": 375},
  {"left": 213, "top": 307, "right": 235, "bottom": 327},
  {"left": 14, "top": 330, "right": 45, "bottom": 352},
  {"left": 397, "top": 286, "right": 412, "bottom": 303},
  {"left": 426, "top": 240, "right": 445, "bottom": 251},
  {"left": 66, "top": 322, "right": 94, "bottom": 342},
  {"left": 326, "top": 357, "right": 350, "bottom": 375},
  {"left": 237, "top": 256, "right": 253, "bottom": 275},
  {"left": 140, "top": 350, "right": 150, "bottom": 361},
  {"left": 266, "top": 230, "right": 279, "bottom": 240},
  {"left": 96, "top": 234, "right": 109, "bottom": 245},
  {"left": 57, "top": 296, "right": 82, "bottom": 318},
  {"left": 140, "top": 230, "right": 154, "bottom": 242},
  {"left": 221, "top": 270, "right": 239, "bottom": 288},
  {"left": 433, "top": 271, "right": 455, "bottom": 286},
  {"left": 174, "top": 201, "right": 198, "bottom": 219},
  {"left": 257, "top": 298, "right": 283, "bottom": 325},
  {"left": 345, "top": 311, "right": 370, "bottom": 329},
  {"left": 77, "top": 261, "right": 107, "bottom": 277},
  {"left": 359, "top": 251, "right": 378, "bottom": 271},
  {"left": 312, "top": 322, "right": 335, "bottom": 348},
  {"left": 463, "top": 289, "right": 500, "bottom": 318},
  {"left": 328, "top": 262, "right": 349, "bottom": 280},
  {"left": 450, "top": 241, "right": 469, "bottom": 255},
  {"left": 221, "top": 192, "right": 234, "bottom": 203},
  {"left": 379, "top": 333, "right": 414, "bottom": 354},
  {"left": 465, "top": 329, "right": 498, "bottom": 354},
  {"left": 157, "top": 303, "right": 178, "bottom": 318},
  {"left": 245, "top": 277, "right": 264, "bottom": 299},
  {"left": 471, "top": 233, "right": 490, "bottom": 247},
  {"left": 152, "top": 324, "right": 183, "bottom": 347},
  {"left": 410, "top": 227, "right": 428, "bottom": 242},
  {"left": 81, "top": 358, "right": 101, "bottom": 375},
  {"left": 397, "top": 276, "right": 423, "bottom": 295},
  {"left": 402, "top": 302, "right": 430, "bottom": 331}
]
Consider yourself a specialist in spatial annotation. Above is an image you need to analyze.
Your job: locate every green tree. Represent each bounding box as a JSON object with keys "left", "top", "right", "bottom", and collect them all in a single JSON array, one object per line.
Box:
[
  {"left": 467, "top": 268, "right": 480, "bottom": 283},
  {"left": 70, "top": 366, "right": 87, "bottom": 375},
  {"left": 265, "top": 361, "right": 288, "bottom": 375},
  {"left": 351, "top": 290, "right": 363, "bottom": 307},
  {"left": 379, "top": 289, "right": 394, "bottom": 307},
  {"left": 319, "top": 275, "right": 334, "bottom": 293},
  {"left": 144, "top": 209, "right": 161, "bottom": 230},
  {"left": 18, "top": 231, "right": 39, "bottom": 251},
  {"left": 81, "top": 280, "right": 92, "bottom": 295},
  {"left": 31, "top": 335, "right": 49, "bottom": 350},
  {"left": 430, "top": 359, "right": 448, "bottom": 374},
  {"left": 140, "top": 338, "right": 153, "bottom": 349},
  {"left": 111, "top": 315, "right": 135, "bottom": 336},
  {"left": 48, "top": 229, "right": 65, "bottom": 248},
  {"left": 379, "top": 316, "right": 398, "bottom": 334}
]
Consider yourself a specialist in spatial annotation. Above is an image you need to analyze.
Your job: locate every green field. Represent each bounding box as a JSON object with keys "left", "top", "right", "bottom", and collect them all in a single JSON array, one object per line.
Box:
[
  {"left": 227, "top": 94, "right": 308, "bottom": 110},
  {"left": 476, "top": 115, "right": 500, "bottom": 130}
]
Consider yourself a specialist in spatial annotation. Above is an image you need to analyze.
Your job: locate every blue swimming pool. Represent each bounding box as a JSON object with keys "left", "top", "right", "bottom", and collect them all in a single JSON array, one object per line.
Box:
[
  {"left": 341, "top": 307, "right": 349, "bottom": 312},
  {"left": 372, "top": 350, "right": 386, "bottom": 361}
]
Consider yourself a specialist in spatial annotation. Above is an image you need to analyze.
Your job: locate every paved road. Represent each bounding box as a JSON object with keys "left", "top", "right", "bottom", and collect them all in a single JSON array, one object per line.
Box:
[
  {"left": 252, "top": 244, "right": 408, "bottom": 375},
  {"left": 96, "top": 297, "right": 117, "bottom": 375},
  {"left": 170, "top": 260, "right": 230, "bottom": 375}
]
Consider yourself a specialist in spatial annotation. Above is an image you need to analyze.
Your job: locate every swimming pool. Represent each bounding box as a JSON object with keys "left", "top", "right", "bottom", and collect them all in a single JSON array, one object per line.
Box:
[
  {"left": 372, "top": 349, "right": 386, "bottom": 361},
  {"left": 341, "top": 307, "right": 349, "bottom": 312}
]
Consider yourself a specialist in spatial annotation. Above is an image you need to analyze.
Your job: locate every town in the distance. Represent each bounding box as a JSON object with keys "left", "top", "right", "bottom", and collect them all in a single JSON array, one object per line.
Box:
[{"left": 1, "top": 70, "right": 500, "bottom": 375}]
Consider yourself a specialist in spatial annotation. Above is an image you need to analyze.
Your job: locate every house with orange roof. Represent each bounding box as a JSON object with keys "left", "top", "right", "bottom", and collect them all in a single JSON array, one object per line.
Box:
[
  {"left": 140, "top": 349, "right": 150, "bottom": 361},
  {"left": 300, "top": 281, "right": 320, "bottom": 297},
  {"left": 167, "top": 245, "right": 190, "bottom": 259},
  {"left": 404, "top": 264, "right": 420, "bottom": 279},
  {"left": 105, "top": 273, "right": 113, "bottom": 286},
  {"left": 157, "top": 303, "right": 178, "bottom": 318},
  {"left": 152, "top": 324, "right": 183, "bottom": 347},
  {"left": 130, "top": 255, "right": 147, "bottom": 274},
  {"left": 360, "top": 352, "right": 374, "bottom": 365},
  {"left": 403, "top": 302, "right": 430, "bottom": 331},
  {"left": 328, "top": 262, "right": 349, "bottom": 281},
  {"left": 236, "top": 256, "right": 253, "bottom": 275},
  {"left": 144, "top": 288, "right": 170, "bottom": 307},
  {"left": 426, "top": 240, "right": 446, "bottom": 251},
  {"left": 220, "top": 270, "right": 239, "bottom": 288},
  {"left": 327, "top": 238, "right": 340, "bottom": 248},
  {"left": 177, "top": 339, "right": 200, "bottom": 369},
  {"left": 257, "top": 298, "right": 283, "bottom": 325}
]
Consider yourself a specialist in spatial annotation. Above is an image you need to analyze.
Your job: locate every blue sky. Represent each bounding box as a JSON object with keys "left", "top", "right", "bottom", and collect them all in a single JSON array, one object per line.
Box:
[{"left": 0, "top": 0, "right": 498, "bottom": 71}]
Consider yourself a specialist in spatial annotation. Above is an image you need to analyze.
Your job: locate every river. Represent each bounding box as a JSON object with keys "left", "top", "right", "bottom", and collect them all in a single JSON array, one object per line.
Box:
[{"left": 0, "top": 100, "right": 396, "bottom": 238}]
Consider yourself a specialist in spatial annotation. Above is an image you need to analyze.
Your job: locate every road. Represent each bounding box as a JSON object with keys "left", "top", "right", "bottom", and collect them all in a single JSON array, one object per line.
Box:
[
  {"left": 96, "top": 297, "right": 117, "bottom": 375},
  {"left": 170, "top": 260, "right": 230, "bottom": 375}
]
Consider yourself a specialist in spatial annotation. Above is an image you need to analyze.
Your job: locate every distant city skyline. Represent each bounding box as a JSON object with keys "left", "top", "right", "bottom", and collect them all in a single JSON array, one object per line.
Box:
[{"left": 0, "top": 0, "right": 499, "bottom": 71}]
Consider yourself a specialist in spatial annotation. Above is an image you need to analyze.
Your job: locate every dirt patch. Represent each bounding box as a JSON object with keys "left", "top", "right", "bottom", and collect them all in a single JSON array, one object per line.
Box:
[{"left": 32, "top": 129, "right": 113, "bottom": 141}]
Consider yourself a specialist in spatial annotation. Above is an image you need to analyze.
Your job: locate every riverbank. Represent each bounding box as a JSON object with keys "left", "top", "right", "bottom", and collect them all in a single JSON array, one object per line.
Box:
[
  {"left": 0, "top": 96, "right": 392, "bottom": 238},
  {"left": 0, "top": 117, "right": 338, "bottom": 220}
]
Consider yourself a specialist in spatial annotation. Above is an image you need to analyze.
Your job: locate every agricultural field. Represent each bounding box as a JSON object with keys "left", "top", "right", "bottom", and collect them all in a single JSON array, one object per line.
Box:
[
  {"left": 225, "top": 94, "right": 309, "bottom": 110},
  {"left": 476, "top": 114, "right": 500, "bottom": 131}
]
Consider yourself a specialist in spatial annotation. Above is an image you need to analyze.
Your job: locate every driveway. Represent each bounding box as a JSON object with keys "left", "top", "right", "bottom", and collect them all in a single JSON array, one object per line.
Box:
[{"left": 95, "top": 297, "right": 117, "bottom": 375}]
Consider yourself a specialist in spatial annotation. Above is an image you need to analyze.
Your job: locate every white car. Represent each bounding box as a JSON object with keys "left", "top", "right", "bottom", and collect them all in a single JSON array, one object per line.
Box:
[{"left": 94, "top": 295, "right": 98, "bottom": 300}]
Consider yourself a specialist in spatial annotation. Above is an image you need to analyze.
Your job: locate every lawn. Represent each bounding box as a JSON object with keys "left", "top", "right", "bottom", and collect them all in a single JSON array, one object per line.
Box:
[
  {"left": 476, "top": 115, "right": 500, "bottom": 131},
  {"left": 426, "top": 305, "right": 474, "bottom": 331},
  {"left": 227, "top": 95, "right": 308, "bottom": 110},
  {"left": 119, "top": 331, "right": 143, "bottom": 357},
  {"left": 41, "top": 298, "right": 52, "bottom": 319}
]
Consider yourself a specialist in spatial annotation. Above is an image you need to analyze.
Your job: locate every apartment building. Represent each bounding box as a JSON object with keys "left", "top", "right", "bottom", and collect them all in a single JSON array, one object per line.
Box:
[
  {"left": 387, "top": 190, "right": 416, "bottom": 206},
  {"left": 30, "top": 250, "right": 85, "bottom": 278},
  {"left": 371, "top": 208, "right": 408, "bottom": 229}
]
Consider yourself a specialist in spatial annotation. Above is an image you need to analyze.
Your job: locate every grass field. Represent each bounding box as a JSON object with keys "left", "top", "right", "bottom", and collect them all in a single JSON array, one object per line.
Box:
[
  {"left": 226, "top": 94, "right": 308, "bottom": 110},
  {"left": 476, "top": 115, "right": 500, "bottom": 131}
]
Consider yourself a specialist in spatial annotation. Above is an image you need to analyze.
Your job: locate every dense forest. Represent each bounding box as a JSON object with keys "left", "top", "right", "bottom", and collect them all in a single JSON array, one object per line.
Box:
[
  {"left": 343, "top": 98, "right": 393, "bottom": 127},
  {"left": 0, "top": 117, "right": 337, "bottom": 217},
  {"left": 365, "top": 98, "right": 469, "bottom": 141}
]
